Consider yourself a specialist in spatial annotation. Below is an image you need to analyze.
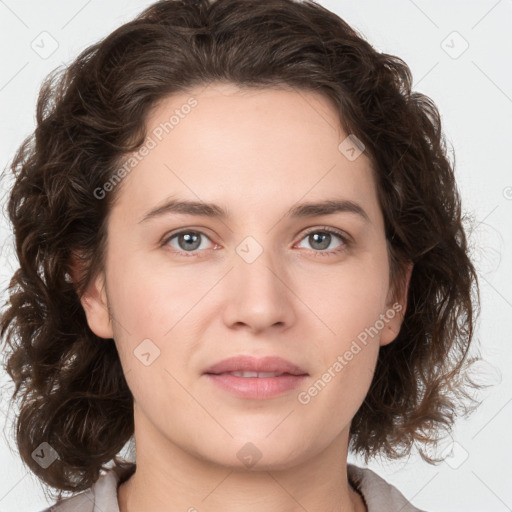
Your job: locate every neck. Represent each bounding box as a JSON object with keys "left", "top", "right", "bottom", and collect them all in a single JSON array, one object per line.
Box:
[{"left": 118, "top": 411, "right": 366, "bottom": 512}]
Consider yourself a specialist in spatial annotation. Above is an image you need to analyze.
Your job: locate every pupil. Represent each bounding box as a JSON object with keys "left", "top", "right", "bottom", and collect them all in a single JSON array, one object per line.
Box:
[
  {"left": 180, "top": 232, "right": 200, "bottom": 251},
  {"left": 311, "top": 233, "right": 330, "bottom": 250}
]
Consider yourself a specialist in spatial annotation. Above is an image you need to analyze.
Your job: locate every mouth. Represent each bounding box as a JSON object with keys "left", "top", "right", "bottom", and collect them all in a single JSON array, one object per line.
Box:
[
  {"left": 208, "top": 371, "right": 297, "bottom": 378},
  {"left": 203, "top": 355, "right": 309, "bottom": 399},
  {"left": 203, "top": 355, "right": 308, "bottom": 376}
]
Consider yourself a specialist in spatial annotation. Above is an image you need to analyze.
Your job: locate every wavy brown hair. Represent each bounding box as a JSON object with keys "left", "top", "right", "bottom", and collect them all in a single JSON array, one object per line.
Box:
[{"left": 1, "top": 0, "right": 486, "bottom": 502}]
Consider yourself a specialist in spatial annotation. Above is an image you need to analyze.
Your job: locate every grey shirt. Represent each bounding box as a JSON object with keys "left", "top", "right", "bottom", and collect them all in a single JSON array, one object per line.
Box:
[{"left": 39, "top": 462, "right": 427, "bottom": 511}]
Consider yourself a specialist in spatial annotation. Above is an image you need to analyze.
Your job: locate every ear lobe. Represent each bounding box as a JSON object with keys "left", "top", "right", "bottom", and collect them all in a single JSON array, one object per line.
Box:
[
  {"left": 70, "top": 254, "right": 113, "bottom": 339},
  {"left": 380, "top": 261, "right": 413, "bottom": 347},
  {"left": 81, "top": 272, "right": 114, "bottom": 339}
]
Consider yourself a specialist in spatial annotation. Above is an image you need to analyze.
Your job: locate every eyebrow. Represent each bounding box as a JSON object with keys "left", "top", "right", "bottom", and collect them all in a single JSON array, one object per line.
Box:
[{"left": 139, "top": 197, "right": 371, "bottom": 224}]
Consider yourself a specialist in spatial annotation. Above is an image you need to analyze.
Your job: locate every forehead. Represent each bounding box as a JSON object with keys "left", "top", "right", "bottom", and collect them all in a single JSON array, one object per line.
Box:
[{"left": 112, "top": 82, "right": 382, "bottom": 229}]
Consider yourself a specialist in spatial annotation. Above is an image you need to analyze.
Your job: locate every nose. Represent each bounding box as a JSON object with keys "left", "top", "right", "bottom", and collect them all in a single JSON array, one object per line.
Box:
[{"left": 222, "top": 241, "right": 296, "bottom": 334}]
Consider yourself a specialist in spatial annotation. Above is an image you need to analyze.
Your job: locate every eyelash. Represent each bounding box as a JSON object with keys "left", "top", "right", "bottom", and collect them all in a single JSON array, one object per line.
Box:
[{"left": 161, "top": 226, "right": 351, "bottom": 258}]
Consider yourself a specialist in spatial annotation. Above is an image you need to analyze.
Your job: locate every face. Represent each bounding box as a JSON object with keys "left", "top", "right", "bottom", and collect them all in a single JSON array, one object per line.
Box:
[{"left": 82, "top": 82, "right": 410, "bottom": 471}]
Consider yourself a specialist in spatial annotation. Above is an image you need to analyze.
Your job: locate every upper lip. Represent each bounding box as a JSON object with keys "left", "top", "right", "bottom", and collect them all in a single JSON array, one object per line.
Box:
[{"left": 203, "top": 355, "right": 308, "bottom": 376}]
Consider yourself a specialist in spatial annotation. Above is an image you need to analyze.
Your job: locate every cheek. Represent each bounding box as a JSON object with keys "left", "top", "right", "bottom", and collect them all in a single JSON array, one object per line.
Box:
[
  {"left": 106, "top": 249, "right": 194, "bottom": 333},
  {"left": 298, "top": 258, "right": 389, "bottom": 342},
  {"left": 292, "top": 335, "right": 379, "bottom": 450},
  {"left": 105, "top": 255, "right": 208, "bottom": 387},
  {"left": 295, "top": 255, "right": 388, "bottom": 406}
]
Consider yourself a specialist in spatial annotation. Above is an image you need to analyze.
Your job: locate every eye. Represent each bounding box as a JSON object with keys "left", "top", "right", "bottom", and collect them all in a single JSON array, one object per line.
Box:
[
  {"left": 162, "top": 227, "right": 350, "bottom": 258},
  {"left": 295, "top": 227, "right": 350, "bottom": 256},
  {"left": 164, "top": 230, "right": 216, "bottom": 256}
]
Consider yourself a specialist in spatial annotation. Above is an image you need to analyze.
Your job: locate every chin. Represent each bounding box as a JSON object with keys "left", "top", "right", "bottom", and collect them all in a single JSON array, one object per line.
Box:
[{"left": 198, "top": 435, "right": 310, "bottom": 472}]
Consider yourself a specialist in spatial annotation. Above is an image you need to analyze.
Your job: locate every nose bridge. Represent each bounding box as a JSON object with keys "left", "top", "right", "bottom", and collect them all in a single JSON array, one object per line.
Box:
[
  {"left": 234, "top": 232, "right": 285, "bottom": 295},
  {"left": 223, "top": 232, "right": 294, "bottom": 330}
]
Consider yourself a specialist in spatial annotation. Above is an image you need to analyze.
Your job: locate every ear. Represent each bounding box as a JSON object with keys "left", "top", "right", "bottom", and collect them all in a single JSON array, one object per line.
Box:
[
  {"left": 70, "top": 255, "right": 114, "bottom": 339},
  {"left": 380, "top": 261, "right": 413, "bottom": 347}
]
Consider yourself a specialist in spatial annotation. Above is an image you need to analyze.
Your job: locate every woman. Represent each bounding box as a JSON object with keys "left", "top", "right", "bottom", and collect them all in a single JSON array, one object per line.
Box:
[{"left": 1, "top": 0, "right": 484, "bottom": 511}]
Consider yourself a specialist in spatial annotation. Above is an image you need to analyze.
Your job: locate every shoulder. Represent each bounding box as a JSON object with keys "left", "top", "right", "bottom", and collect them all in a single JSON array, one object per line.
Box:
[
  {"left": 347, "top": 463, "right": 429, "bottom": 512},
  {"left": 38, "top": 462, "right": 427, "bottom": 511},
  {"left": 36, "top": 462, "right": 136, "bottom": 512}
]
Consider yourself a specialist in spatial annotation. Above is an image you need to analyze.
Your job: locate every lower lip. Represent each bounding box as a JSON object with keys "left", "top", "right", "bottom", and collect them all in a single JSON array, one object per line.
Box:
[{"left": 204, "top": 373, "right": 308, "bottom": 399}]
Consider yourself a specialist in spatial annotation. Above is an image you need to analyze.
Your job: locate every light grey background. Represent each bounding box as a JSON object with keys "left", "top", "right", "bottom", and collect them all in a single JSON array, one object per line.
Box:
[{"left": 0, "top": 1, "right": 511, "bottom": 511}]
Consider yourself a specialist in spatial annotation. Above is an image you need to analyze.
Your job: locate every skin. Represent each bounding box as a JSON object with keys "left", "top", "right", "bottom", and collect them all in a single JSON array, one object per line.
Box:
[{"left": 80, "top": 82, "right": 412, "bottom": 512}]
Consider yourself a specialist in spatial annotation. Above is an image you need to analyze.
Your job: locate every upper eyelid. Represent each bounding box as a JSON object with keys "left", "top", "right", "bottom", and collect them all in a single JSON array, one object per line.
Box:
[{"left": 163, "top": 226, "right": 350, "bottom": 247}]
